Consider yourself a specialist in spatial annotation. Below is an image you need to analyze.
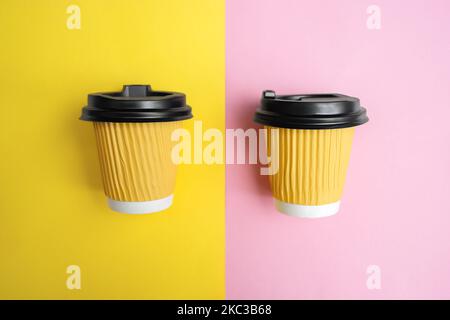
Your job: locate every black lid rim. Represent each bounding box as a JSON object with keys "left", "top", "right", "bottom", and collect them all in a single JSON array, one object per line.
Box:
[
  {"left": 80, "top": 105, "right": 193, "bottom": 123},
  {"left": 254, "top": 114, "right": 369, "bottom": 129},
  {"left": 80, "top": 114, "right": 193, "bottom": 123}
]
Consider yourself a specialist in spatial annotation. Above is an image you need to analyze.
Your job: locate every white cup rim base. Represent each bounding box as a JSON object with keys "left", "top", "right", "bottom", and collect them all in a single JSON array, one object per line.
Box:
[
  {"left": 274, "top": 199, "right": 340, "bottom": 218},
  {"left": 107, "top": 194, "right": 174, "bottom": 214}
]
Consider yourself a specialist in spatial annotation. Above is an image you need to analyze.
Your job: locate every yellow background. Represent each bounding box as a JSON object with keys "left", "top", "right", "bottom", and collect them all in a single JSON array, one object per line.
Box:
[{"left": 0, "top": 0, "right": 224, "bottom": 299}]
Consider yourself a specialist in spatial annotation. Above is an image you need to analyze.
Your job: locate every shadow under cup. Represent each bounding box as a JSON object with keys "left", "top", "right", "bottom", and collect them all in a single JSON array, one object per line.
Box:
[
  {"left": 255, "top": 91, "right": 369, "bottom": 218},
  {"left": 80, "top": 84, "right": 192, "bottom": 214}
]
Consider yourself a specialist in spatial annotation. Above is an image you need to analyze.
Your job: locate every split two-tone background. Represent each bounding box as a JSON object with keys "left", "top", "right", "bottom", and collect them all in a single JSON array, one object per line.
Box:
[{"left": 1, "top": 0, "right": 450, "bottom": 299}]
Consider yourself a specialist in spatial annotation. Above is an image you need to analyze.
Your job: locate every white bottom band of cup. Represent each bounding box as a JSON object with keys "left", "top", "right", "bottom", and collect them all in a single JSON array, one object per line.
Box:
[
  {"left": 107, "top": 194, "right": 174, "bottom": 214},
  {"left": 274, "top": 199, "right": 341, "bottom": 218}
]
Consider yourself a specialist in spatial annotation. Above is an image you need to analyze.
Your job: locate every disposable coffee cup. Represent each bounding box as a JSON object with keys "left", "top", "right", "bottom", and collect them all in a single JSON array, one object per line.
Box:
[
  {"left": 254, "top": 91, "right": 368, "bottom": 218},
  {"left": 80, "top": 84, "right": 192, "bottom": 214}
]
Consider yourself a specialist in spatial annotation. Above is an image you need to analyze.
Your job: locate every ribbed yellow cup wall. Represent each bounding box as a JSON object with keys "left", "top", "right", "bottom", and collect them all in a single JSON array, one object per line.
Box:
[
  {"left": 267, "top": 126, "right": 355, "bottom": 205},
  {"left": 93, "top": 121, "right": 180, "bottom": 202}
]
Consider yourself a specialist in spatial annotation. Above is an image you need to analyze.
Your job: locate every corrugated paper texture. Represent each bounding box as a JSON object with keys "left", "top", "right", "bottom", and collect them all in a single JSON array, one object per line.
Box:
[
  {"left": 267, "top": 127, "right": 354, "bottom": 205},
  {"left": 93, "top": 121, "right": 180, "bottom": 202}
]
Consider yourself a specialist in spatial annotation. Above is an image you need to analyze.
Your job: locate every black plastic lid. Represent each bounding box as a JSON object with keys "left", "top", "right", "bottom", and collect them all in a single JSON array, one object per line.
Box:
[
  {"left": 80, "top": 84, "right": 193, "bottom": 123},
  {"left": 254, "top": 90, "right": 368, "bottom": 129}
]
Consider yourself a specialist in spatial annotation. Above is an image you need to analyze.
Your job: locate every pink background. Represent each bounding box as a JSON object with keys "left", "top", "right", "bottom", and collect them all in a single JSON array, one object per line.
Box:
[{"left": 226, "top": 0, "right": 450, "bottom": 299}]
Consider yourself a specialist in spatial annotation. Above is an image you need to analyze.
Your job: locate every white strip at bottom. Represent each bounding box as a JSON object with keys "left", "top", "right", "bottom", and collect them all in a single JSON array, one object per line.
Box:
[
  {"left": 274, "top": 199, "right": 341, "bottom": 218},
  {"left": 107, "top": 194, "right": 174, "bottom": 214}
]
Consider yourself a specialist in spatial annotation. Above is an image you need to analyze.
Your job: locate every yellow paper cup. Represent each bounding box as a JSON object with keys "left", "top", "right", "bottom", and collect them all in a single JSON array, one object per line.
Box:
[
  {"left": 93, "top": 121, "right": 180, "bottom": 214},
  {"left": 255, "top": 91, "right": 368, "bottom": 218},
  {"left": 80, "top": 85, "right": 192, "bottom": 214},
  {"left": 267, "top": 126, "right": 354, "bottom": 217}
]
